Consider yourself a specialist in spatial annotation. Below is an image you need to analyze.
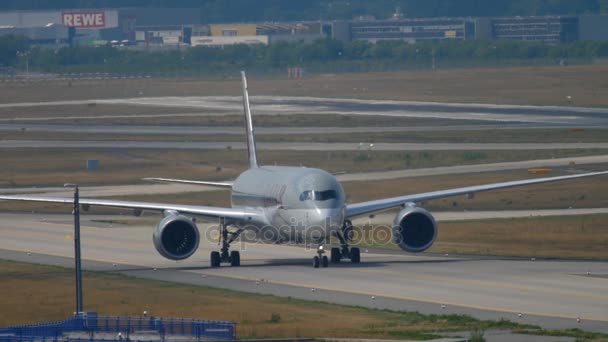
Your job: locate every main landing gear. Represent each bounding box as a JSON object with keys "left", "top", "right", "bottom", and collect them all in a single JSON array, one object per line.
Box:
[
  {"left": 311, "top": 220, "right": 361, "bottom": 268},
  {"left": 210, "top": 220, "right": 243, "bottom": 268},
  {"left": 331, "top": 220, "right": 360, "bottom": 264}
]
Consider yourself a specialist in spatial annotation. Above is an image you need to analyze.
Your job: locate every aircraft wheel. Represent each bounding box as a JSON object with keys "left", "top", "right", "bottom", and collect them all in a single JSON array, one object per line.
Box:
[
  {"left": 210, "top": 251, "right": 221, "bottom": 268},
  {"left": 330, "top": 247, "right": 341, "bottom": 263},
  {"left": 350, "top": 247, "right": 360, "bottom": 264},
  {"left": 312, "top": 256, "right": 320, "bottom": 268},
  {"left": 322, "top": 255, "right": 329, "bottom": 268},
  {"left": 230, "top": 251, "right": 240, "bottom": 267}
]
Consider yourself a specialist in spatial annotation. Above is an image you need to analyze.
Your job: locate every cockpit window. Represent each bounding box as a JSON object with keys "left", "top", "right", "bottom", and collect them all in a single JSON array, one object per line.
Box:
[{"left": 299, "top": 190, "right": 338, "bottom": 201}]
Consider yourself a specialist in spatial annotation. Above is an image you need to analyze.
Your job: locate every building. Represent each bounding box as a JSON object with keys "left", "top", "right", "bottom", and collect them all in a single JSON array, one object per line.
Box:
[
  {"left": 1, "top": 8, "right": 607, "bottom": 48},
  {"left": 487, "top": 16, "right": 579, "bottom": 43},
  {"left": 579, "top": 15, "right": 608, "bottom": 41},
  {"left": 197, "top": 22, "right": 325, "bottom": 47},
  {"left": 0, "top": 9, "right": 119, "bottom": 45},
  {"left": 0, "top": 8, "right": 203, "bottom": 45},
  {"left": 348, "top": 18, "right": 475, "bottom": 43}
]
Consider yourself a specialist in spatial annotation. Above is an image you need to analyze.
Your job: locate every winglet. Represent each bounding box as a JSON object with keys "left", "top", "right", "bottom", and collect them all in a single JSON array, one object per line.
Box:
[{"left": 241, "top": 71, "right": 258, "bottom": 169}]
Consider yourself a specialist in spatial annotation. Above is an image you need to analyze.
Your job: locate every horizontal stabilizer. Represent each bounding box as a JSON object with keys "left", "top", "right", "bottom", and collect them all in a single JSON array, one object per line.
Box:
[{"left": 143, "top": 178, "right": 233, "bottom": 188}]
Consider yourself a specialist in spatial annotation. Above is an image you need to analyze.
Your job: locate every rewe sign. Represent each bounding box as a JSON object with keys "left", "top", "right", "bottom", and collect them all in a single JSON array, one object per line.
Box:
[{"left": 62, "top": 12, "right": 106, "bottom": 28}]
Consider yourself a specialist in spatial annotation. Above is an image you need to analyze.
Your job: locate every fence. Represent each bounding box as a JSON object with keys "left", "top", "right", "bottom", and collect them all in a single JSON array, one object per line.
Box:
[{"left": 0, "top": 313, "right": 236, "bottom": 341}]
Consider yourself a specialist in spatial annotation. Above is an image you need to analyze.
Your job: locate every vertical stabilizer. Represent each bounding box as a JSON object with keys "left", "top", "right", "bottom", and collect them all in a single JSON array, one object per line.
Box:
[{"left": 241, "top": 71, "right": 259, "bottom": 169}]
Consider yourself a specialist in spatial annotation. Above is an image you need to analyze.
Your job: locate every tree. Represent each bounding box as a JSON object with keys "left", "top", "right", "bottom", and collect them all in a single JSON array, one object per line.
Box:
[
  {"left": 600, "top": 0, "right": 608, "bottom": 13},
  {"left": 0, "top": 35, "right": 29, "bottom": 66}
]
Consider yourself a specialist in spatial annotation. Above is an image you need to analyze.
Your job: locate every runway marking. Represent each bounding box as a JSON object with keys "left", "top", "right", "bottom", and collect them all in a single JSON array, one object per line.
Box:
[{"left": 348, "top": 268, "right": 608, "bottom": 301}]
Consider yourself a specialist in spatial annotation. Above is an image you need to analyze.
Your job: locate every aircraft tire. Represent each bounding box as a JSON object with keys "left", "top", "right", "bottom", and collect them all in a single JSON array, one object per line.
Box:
[
  {"left": 230, "top": 251, "right": 240, "bottom": 267},
  {"left": 313, "top": 256, "right": 320, "bottom": 268},
  {"left": 330, "top": 247, "right": 341, "bottom": 263},
  {"left": 210, "top": 251, "right": 221, "bottom": 268},
  {"left": 350, "top": 247, "right": 360, "bottom": 263},
  {"left": 322, "top": 255, "right": 329, "bottom": 268}
]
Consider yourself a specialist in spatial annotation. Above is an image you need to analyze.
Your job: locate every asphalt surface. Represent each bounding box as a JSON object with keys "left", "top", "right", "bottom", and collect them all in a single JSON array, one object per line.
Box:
[
  {"left": 0, "top": 140, "right": 607, "bottom": 151},
  {"left": 0, "top": 123, "right": 594, "bottom": 135},
  {"left": 0, "top": 213, "right": 606, "bottom": 333},
  {"left": 2, "top": 96, "right": 608, "bottom": 125}
]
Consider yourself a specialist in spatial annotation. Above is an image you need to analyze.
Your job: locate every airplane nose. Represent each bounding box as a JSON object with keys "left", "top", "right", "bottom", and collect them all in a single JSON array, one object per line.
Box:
[{"left": 314, "top": 207, "right": 344, "bottom": 230}]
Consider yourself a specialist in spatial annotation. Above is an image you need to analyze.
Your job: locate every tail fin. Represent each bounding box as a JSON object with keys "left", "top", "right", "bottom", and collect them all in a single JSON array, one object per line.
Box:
[{"left": 241, "top": 71, "right": 258, "bottom": 169}]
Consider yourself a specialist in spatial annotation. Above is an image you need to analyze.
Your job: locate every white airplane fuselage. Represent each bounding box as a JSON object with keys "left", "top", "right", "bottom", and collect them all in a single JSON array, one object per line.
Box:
[{"left": 231, "top": 166, "right": 346, "bottom": 242}]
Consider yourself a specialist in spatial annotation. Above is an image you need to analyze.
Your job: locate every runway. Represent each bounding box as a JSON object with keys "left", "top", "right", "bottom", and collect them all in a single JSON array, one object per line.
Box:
[
  {"left": 0, "top": 123, "right": 594, "bottom": 135},
  {"left": 0, "top": 140, "right": 607, "bottom": 151},
  {"left": 2, "top": 96, "right": 608, "bottom": 125},
  {"left": 0, "top": 213, "right": 606, "bottom": 333}
]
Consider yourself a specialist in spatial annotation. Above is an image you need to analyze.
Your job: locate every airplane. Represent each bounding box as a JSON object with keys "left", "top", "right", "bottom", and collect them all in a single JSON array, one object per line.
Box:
[{"left": 1, "top": 71, "right": 607, "bottom": 269}]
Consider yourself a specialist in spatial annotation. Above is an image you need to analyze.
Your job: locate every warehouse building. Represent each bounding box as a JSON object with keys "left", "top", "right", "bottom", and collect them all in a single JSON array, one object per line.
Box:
[
  {"left": 194, "top": 22, "right": 324, "bottom": 47},
  {"left": 348, "top": 18, "right": 475, "bottom": 43},
  {"left": 579, "top": 15, "right": 608, "bottom": 41},
  {"left": 487, "top": 16, "right": 579, "bottom": 43}
]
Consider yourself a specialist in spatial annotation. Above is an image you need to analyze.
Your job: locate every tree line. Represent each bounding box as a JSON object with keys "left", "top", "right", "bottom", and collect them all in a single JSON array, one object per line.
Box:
[{"left": 2, "top": 35, "right": 608, "bottom": 74}]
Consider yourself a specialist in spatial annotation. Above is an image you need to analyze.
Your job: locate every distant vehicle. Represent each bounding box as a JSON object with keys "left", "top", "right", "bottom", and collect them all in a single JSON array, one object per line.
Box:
[{"left": 1, "top": 72, "right": 606, "bottom": 268}]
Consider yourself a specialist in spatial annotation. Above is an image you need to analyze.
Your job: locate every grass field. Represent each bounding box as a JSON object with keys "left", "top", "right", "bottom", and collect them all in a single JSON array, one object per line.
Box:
[
  {"left": 1, "top": 166, "right": 606, "bottom": 213},
  {"left": 352, "top": 214, "right": 608, "bottom": 260},
  {"left": 433, "top": 215, "right": 608, "bottom": 259},
  {"left": 342, "top": 167, "right": 608, "bottom": 211},
  {"left": 0, "top": 148, "right": 602, "bottom": 189},
  {"left": 1, "top": 64, "right": 608, "bottom": 107},
  {"left": 0, "top": 260, "right": 529, "bottom": 339},
  {"left": 4, "top": 259, "right": 608, "bottom": 341}
]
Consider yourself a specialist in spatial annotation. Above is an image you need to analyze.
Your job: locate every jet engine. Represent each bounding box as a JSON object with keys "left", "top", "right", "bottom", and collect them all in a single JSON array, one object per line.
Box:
[
  {"left": 153, "top": 214, "right": 200, "bottom": 260},
  {"left": 392, "top": 206, "right": 437, "bottom": 253}
]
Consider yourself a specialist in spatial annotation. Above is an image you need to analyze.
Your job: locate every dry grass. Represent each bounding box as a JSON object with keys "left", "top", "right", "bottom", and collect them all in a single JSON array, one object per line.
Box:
[
  {"left": 0, "top": 260, "right": 528, "bottom": 339},
  {"left": 429, "top": 215, "right": 608, "bottom": 259},
  {"left": 0, "top": 148, "right": 601, "bottom": 189},
  {"left": 2, "top": 166, "right": 607, "bottom": 215},
  {"left": 1, "top": 64, "right": 608, "bottom": 107},
  {"left": 352, "top": 214, "right": 608, "bottom": 259},
  {"left": 343, "top": 168, "right": 608, "bottom": 210}
]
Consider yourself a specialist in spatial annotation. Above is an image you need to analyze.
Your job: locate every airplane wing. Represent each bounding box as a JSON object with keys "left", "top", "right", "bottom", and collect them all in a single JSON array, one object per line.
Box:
[
  {"left": 0, "top": 194, "right": 261, "bottom": 222},
  {"left": 346, "top": 171, "right": 608, "bottom": 219},
  {"left": 143, "top": 177, "right": 234, "bottom": 188}
]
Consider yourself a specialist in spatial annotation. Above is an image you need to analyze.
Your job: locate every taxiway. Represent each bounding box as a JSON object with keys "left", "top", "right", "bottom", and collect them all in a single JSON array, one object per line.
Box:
[{"left": 0, "top": 213, "right": 606, "bottom": 333}]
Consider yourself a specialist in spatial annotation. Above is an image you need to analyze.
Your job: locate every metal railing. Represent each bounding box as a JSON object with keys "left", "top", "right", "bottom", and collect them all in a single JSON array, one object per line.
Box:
[{"left": 0, "top": 313, "right": 236, "bottom": 341}]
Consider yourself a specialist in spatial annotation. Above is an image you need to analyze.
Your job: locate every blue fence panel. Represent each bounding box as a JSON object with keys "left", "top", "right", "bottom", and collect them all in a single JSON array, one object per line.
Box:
[{"left": 0, "top": 314, "right": 236, "bottom": 341}]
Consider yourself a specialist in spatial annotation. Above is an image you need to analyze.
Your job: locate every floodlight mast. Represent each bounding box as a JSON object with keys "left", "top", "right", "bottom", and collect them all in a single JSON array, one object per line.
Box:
[{"left": 65, "top": 183, "right": 83, "bottom": 314}]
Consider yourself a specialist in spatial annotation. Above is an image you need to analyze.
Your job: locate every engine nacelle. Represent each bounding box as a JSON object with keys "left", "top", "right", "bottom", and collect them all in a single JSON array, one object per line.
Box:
[
  {"left": 153, "top": 214, "right": 200, "bottom": 260},
  {"left": 392, "top": 206, "right": 437, "bottom": 253}
]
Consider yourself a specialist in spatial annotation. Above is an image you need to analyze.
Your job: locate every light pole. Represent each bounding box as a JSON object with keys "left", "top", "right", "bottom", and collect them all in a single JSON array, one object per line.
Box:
[
  {"left": 65, "top": 183, "right": 83, "bottom": 314},
  {"left": 16, "top": 51, "right": 29, "bottom": 79}
]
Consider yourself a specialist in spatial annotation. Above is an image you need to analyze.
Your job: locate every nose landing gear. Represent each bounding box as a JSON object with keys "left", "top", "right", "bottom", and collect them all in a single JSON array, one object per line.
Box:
[
  {"left": 313, "top": 245, "right": 329, "bottom": 268},
  {"left": 311, "top": 220, "right": 361, "bottom": 268}
]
